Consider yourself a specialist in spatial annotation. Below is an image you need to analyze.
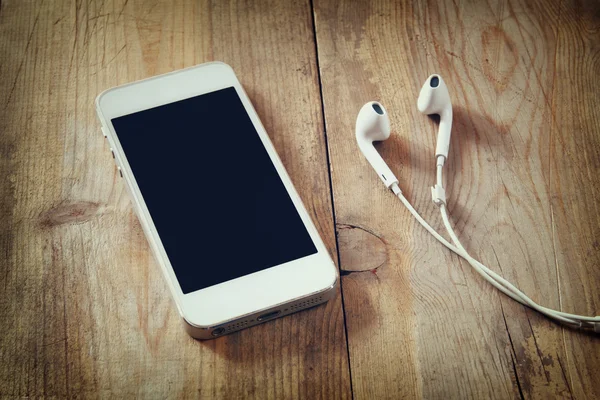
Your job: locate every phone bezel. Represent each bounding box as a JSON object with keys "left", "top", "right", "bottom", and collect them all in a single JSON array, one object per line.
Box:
[{"left": 96, "top": 62, "right": 337, "bottom": 328}]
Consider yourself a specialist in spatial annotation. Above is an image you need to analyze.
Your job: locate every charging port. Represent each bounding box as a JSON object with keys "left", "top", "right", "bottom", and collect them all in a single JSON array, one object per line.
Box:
[{"left": 257, "top": 310, "right": 281, "bottom": 321}]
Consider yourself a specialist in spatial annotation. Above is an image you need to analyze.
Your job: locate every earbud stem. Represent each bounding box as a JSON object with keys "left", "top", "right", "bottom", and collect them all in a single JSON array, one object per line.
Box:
[
  {"left": 435, "top": 109, "right": 453, "bottom": 160},
  {"left": 358, "top": 142, "right": 399, "bottom": 188}
]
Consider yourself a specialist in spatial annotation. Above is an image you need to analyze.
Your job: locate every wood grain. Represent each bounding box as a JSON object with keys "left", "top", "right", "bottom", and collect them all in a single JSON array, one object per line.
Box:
[
  {"left": 547, "top": 2, "right": 600, "bottom": 398},
  {"left": 313, "top": 0, "right": 599, "bottom": 398},
  {"left": 0, "top": 0, "right": 350, "bottom": 398},
  {"left": 2, "top": 0, "right": 599, "bottom": 398}
]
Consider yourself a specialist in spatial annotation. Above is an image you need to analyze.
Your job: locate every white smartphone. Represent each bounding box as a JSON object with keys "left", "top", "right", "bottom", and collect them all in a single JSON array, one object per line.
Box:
[{"left": 96, "top": 62, "right": 338, "bottom": 339}]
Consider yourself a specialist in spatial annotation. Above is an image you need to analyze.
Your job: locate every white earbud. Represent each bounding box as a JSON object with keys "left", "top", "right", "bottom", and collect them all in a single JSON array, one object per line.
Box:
[
  {"left": 417, "top": 74, "right": 453, "bottom": 164},
  {"left": 353, "top": 75, "right": 600, "bottom": 332},
  {"left": 355, "top": 101, "right": 399, "bottom": 188}
]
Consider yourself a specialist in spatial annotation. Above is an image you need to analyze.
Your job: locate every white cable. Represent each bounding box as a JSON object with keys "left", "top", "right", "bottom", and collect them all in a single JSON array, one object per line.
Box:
[
  {"left": 439, "top": 204, "right": 600, "bottom": 328},
  {"left": 435, "top": 166, "right": 594, "bottom": 323},
  {"left": 391, "top": 185, "right": 534, "bottom": 307},
  {"left": 393, "top": 184, "right": 576, "bottom": 325},
  {"left": 433, "top": 165, "right": 599, "bottom": 327},
  {"left": 435, "top": 163, "right": 532, "bottom": 304},
  {"left": 440, "top": 204, "right": 578, "bottom": 325},
  {"left": 391, "top": 181, "right": 599, "bottom": 330}
]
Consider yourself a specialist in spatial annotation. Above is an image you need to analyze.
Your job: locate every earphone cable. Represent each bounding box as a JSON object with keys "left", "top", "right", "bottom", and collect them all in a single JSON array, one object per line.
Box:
[
  {"left": 434, "top": 166, "right": 599, "bottom": 327},
  {"left": 391, "top": 182, "right": 599, "bottom": 330},
  {"left": 390, "top": 184, "right": 545, "bottom": 314}
]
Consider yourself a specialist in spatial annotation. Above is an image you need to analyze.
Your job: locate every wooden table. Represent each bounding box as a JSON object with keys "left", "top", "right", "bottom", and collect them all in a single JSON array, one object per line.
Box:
[{"left": 1, "top": 0, "right": 599, "bottom": 398}]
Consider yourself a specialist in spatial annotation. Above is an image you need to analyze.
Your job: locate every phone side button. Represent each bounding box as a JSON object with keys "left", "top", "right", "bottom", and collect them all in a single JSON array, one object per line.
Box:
[
  {"left": 117, "top": 166, "right": 123, "bottom": 178},
  {"left": 101, "top": 126, "right": 108, "bottom": 138}
]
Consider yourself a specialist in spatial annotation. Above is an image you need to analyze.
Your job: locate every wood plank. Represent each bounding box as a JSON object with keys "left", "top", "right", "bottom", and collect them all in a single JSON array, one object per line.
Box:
[
  {"left": 0, "top": 0, "right": 351, "bottom": 398},
  {"left": 547, "top": 1, "right": 600, "bottom": 398},
  {"left": 313, "top": 0, "right": 600, "bottom": 398}
]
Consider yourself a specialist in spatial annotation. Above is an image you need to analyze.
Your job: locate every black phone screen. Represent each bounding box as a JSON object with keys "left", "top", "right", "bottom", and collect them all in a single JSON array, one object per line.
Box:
[{"left": 111, "top": 87, "right": 317, "bottom": 294}]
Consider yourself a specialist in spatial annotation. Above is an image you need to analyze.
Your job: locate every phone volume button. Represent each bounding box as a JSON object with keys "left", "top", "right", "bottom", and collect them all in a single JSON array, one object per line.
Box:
[{"left": 117, "top": 166, "right": 123, "bottom": 178}]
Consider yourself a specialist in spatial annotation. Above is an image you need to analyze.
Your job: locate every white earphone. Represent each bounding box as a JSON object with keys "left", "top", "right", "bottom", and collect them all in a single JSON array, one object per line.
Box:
[
  {"left": 355, "top": 102, "right": 398, "bottom": 188},
  {"left": 356, "top": 74, "right": 599, "bottom": 332}
]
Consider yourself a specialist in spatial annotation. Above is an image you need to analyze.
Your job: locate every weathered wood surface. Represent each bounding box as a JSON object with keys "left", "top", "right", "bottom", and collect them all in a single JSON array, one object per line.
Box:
[{"left": 1, "top": 0, "right": 599, "bottom": 398}]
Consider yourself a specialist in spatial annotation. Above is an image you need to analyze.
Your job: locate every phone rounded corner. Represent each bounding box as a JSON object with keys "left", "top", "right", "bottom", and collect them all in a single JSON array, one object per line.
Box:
[
  {"left": 324, "top": 264, "right": 339, "bottom": 292},
  {"left": 181, "top": 314, "right": 215, "bottom": 340},
  {"left": 318, "top": 252, "right": 339, "bottom": 289},
  {"left": 203, "top": 61, "right": 238, "bottom": 82},
  {"left": 207, "top": 60, "right": 234, "bottom": 72},
  {"left": 95, "top": 87, "right": 118, "bottom": 119},
  {"left": 307, "top": 257, "right": 339, "bottom": 299}
]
